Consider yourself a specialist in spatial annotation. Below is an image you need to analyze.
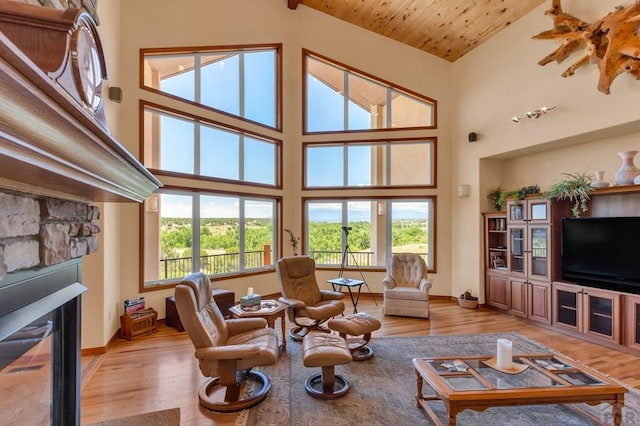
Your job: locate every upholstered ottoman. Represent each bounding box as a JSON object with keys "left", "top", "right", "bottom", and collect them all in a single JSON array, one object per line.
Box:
[
  {"left": 302, "top": 332, "right": 352, "bottom": 399},
  {"left": 328, "top": 312, "right": 381, "bottom": 361}
]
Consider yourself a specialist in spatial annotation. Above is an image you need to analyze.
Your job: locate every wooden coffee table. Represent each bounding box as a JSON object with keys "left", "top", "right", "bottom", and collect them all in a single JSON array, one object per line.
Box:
[
  {"left": 412, "top": 353, "right": 626, "bottom": 425},
  {"left": 229, "top": 300, "right": 287, "bottom": 351}
]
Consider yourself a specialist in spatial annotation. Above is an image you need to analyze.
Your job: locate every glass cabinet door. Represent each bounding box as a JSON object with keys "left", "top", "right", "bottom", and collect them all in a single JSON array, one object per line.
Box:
[
  {"left": 528, "top": 199, "right": 549, "bottom": 222},
  {"left": 509, "top": 226, "right": 525, "bottom": 275},
  {"left": 508, "top": 203, "right": 524, "bottom": 222},
  {"left": 528, "top": 225, "right": 550, "bottom": 280}
]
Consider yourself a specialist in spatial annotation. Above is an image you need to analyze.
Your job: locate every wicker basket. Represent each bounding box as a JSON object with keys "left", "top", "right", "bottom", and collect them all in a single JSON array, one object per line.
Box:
[{"left": 459, "top": 289, "right": 478, "bottom": 309}]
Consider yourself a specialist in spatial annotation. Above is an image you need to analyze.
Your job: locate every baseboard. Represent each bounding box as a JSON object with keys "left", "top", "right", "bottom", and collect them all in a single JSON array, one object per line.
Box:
[{"left": 81, "top": 330, "right": 119, "bottom": 356}]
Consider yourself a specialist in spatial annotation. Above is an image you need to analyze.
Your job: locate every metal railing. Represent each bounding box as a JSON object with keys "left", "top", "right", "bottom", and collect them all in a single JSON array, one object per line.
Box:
[
  {"left": 161, "top": 249, "right": 429, "bottom": 278},
  {"left": 308, "top": 250, "right": 374, "bottom": 266},
  {"left": 308, "top": 250, "right": 428, "bottom": 267},
  {"left": 160, "top": 250, "right": 268, "bottom": 279},
  {"left": 531, "top": 247, "right": 547, "bottom": 258}
]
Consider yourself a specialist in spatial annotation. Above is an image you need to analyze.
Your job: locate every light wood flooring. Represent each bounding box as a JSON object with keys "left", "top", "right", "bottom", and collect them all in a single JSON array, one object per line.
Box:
[{"left": 80, "top": 297, "right": 640, "bottom": 425}]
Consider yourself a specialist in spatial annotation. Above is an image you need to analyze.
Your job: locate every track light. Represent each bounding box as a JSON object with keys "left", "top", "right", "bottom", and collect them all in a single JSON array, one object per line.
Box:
[{"left": 512, "top": 105, "right": 557, "bottom": 122}]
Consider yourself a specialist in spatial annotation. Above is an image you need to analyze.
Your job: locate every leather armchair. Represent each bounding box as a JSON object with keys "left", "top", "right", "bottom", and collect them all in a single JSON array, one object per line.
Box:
[
  {"left": 382, "top": 253, "right": 432, "bottom": 318},
  {"left": 276, "top": 256, "right": 345, "bottom": 341},
  {"left": 174, "top": 272, "right": 278, "bottom": 412}
]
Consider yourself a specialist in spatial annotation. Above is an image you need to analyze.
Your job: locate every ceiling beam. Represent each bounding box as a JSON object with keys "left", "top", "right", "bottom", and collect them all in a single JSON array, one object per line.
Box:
[{"left": 287, "top": 0, "right": 300, "bottom": 10}]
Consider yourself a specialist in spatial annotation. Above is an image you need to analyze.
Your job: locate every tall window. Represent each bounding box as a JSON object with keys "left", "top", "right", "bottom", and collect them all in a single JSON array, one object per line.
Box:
[
  {"left": 142, "top": 45, "right": 281, "bottom": 130},
  {"left": 304, "top": 139, "right": 435, "bottom": 188},
  {"left": 305, "top": 198, "right": 435, "bottom": 270},
  {"left": 144, "top": 191, "right": 278, "bottom": 287},
  {"left": 141, "top": 44, "right": 283, "bottom": 290},
  {"left": 142, "top": 104, "right": 279, "bottom": 186},
  {"left": 304, "top": 50, "right": 436, "bottom": 133}
]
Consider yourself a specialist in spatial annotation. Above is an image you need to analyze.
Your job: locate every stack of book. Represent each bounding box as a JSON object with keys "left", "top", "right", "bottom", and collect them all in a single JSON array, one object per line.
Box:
[{"left": 124, "top": 297, "right": 145, "bottom": 314}]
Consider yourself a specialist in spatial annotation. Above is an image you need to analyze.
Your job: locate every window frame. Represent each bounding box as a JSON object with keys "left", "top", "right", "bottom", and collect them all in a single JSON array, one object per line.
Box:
[
  {"left": 302, "top": 49, "right": 437, "bottom": 135},
  {"left": 141, "top": 101, "right": 282, "bottom": 189},
  {"left": 140, "top": 186, "right": 282, "bottom": 291},
  {"left": 302, "top": 196, "right": 437, "bottom": 273},
  {"left": 140, "top": 43, "right": 283, "bottom": 132},
  {"left": 302, "top": 137, "right": 437, "bottom": 189}
]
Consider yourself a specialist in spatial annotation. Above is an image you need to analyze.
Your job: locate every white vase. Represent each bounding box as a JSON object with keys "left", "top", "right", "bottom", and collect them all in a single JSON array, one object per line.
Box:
[
  {"left": 615, "top": 151, "right": 640, "bottom": 185},
  {"left": 591, "top": 170, "right": 610, "bottom": 188}
]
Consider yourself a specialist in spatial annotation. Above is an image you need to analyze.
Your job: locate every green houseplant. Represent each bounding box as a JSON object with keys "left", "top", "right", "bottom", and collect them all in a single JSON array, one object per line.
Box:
[
  {"left": 543, "top": 172, "right": 594, "bottom": 218},
  {"left": 488, "top": 185, "right": 540, "bottom": 211},
  {"left": 486, "top": 186, "right": 503, "bottom": 211}
]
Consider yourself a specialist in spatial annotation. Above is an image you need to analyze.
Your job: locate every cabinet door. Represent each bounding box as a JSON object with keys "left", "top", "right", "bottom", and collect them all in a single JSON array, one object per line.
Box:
[
  {"left": 527, "top": 199, "right": 550, "bottom": 223},
  {"left": 507, "top": 200, "right": 525, "bottom": 223},
  {"left": 527, "top": 225, "right": 551, "bottom": 281},
  {"left": 506, "top": 198, "right": 549, "bottom": 223},
  {"left": 528, "top": 280, "right": 551, "bottom": 324},
  {"left": 625, "top": 294, "right": 640, "bottom": 350},
  {"left": 486, "top": 273, "right": 508, "bottom": 310},
  {"left": 552, "top": 282, "right": 581, "bottom": 333},
  {"left": 508, "top": 225, "right": 526, "bottom": 277},
  {"left": 582, "top": 288, "right": 621, "bottom": 343},
  {"left": 508, "top": 278, "right": 527, "bottom": 318}
]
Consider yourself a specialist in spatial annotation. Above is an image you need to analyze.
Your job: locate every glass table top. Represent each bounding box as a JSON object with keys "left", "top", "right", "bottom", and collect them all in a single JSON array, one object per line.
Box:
[{"left": 425, "top": 356, "right": 603, "bottom": 391}]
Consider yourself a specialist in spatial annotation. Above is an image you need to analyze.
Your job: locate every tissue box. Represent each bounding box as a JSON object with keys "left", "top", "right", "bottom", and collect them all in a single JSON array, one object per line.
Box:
[{"left": 240, "top": 294, "right": 261, "bottom": 311}]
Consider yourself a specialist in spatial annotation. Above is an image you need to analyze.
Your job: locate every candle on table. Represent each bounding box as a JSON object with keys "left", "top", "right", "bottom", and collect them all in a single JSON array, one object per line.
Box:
[{"left": 496, "top": 338, "right": 512, "bottom": 369}]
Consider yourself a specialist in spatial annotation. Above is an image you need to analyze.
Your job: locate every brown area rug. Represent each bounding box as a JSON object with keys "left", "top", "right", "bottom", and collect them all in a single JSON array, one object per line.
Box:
[
  {"left": 243, "top": 333, "right": 640, "bottom": 425},
  {"left": 88, "top": 407, "right": 180, "bottom": 426}
]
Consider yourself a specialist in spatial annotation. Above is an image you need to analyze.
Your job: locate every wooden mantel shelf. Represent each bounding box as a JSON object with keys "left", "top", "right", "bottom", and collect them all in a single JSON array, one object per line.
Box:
[{"left": 0, "top": 31, "right": 161, "bottom": 202}]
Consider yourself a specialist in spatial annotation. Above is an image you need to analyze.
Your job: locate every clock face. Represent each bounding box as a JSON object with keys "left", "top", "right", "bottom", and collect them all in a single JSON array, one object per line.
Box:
[{"left": 71, "top": 24, "right": 103, "bottom": 110}]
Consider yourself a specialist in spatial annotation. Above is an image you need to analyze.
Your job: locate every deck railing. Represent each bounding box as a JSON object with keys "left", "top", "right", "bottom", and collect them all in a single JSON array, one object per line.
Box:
[
  {"left": 160, "top": 249, "right": 268, "bottom": 279},
  {"left": 161, "top": 249, "right": 429, "bottom": 278}
]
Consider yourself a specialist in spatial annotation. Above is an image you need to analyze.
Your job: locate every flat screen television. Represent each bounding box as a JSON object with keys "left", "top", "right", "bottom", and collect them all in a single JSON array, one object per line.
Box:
[{"left": 562, "top": 216, "right": 640, "bottom": 294}]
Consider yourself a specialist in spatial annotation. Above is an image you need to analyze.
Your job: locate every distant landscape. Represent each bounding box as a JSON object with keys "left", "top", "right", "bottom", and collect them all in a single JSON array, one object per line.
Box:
[{"left": 160, "top": 218, "right": 427, "bottom": 260}]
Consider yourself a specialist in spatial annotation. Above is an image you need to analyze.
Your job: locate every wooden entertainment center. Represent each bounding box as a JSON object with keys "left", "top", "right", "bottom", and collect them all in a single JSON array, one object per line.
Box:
[{"left": 484, "top": 187, "right": 640, "bottom": 352}]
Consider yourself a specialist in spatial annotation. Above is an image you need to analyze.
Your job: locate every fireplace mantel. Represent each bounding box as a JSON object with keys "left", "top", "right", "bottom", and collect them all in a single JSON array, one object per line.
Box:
[{"left": 0, "top": 30, "right": 160, "bottom": 202}]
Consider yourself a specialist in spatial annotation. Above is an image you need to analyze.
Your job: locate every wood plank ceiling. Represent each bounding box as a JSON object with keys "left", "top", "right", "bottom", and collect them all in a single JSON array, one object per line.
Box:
[{"left": 288, "top": 0, "right": 547, "bottom": 62}]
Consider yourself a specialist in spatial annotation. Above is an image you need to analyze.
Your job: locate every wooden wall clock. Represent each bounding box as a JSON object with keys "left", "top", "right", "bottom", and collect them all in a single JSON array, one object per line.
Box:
[{"left": 0, "top": 1, "right": 108, "bottom": 126}]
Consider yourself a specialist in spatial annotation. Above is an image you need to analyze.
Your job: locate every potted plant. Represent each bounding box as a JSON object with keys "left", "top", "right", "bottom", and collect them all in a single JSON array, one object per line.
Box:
[
  {"left": 491, "top": 185, "right": 540, "bottom": 211},
  {"left": 543, "top": 172, "right": 594, "bottom": 218},
  {"left": 486, "top": 186, "right": 503, "bottom": 211}
]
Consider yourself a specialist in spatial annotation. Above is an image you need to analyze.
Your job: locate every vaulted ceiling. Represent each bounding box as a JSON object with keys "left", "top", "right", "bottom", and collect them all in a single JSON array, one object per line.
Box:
[{"left": 288, "top": 0, "right": 547, "bottom": 62}]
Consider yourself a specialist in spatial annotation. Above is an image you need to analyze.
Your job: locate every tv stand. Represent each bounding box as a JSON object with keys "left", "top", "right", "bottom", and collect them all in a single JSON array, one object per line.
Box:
[
  {"left": 552, "top": 281, "right": 621, "bottom": 344},
  {"left": 483, "top": 187, "right": 640, "bottom": 352}
]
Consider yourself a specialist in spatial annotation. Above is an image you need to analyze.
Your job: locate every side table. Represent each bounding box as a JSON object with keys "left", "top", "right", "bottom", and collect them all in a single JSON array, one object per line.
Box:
[
  {"left": 229, "top": 300, "right": 288, "bottom": 351},
  {"left": 327, "top": 278, "right": 365, "bottom": 313}
]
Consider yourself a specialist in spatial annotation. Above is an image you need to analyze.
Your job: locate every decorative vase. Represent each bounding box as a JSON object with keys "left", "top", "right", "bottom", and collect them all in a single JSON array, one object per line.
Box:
[
  {"left": 591, "top": 170, "right": 610, "bottom": 188},
  {"left": 615, "top": 151, "right": 640, "bottom": 185}
]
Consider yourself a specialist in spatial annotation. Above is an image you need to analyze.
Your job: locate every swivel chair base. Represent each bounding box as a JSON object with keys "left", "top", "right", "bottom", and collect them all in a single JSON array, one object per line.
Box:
[
  {"left": 198, "top": 371, "right": 271, "bottom": 412},
  {"left": 304, "top": 366, "right": 350, "bottom": 400}
]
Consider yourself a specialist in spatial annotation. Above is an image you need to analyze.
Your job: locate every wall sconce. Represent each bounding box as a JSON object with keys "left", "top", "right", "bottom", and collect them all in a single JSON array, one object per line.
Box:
[
  {"left": 458, "top": 184, "right": 470, "bottom": 198},
  {"left": 145, "top": 194, "right": 159, "bottom": 212},
  {"left": 512, "top": 105, "right": 556, "bottom": 122}
]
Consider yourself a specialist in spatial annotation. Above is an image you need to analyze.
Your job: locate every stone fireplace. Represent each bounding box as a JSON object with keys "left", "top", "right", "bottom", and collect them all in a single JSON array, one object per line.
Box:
[
  {"left": 0, "top": 2, "right": 161, "bottom": 425},
  {"left": 0, "top": 193, "right": 100, "bottom": 280}
]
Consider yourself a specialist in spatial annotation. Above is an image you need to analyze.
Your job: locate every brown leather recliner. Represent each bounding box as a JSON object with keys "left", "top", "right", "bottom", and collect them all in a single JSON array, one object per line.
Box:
[
  {"left": 174, "top": 272, "right": 278, "bottom": 412},
  {"left": 382, "top": 253, "right": 432, "bottom": 318},
  {"left": 276, "top": 256, "right": 345, "bottom": 342}
]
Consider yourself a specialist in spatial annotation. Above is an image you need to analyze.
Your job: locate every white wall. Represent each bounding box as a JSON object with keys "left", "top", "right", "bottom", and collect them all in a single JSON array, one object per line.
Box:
[
  {"left": 81, "top": 0, "right": 123, "bottom": 349},
  {"left": 451, "top": 0, "right": 640, "bottom": 302}
]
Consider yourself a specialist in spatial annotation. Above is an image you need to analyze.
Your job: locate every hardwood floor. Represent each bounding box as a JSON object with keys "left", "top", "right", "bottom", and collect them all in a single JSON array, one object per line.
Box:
[{"left": 80, "top": 297, "right": 640, "bottom": 425}]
